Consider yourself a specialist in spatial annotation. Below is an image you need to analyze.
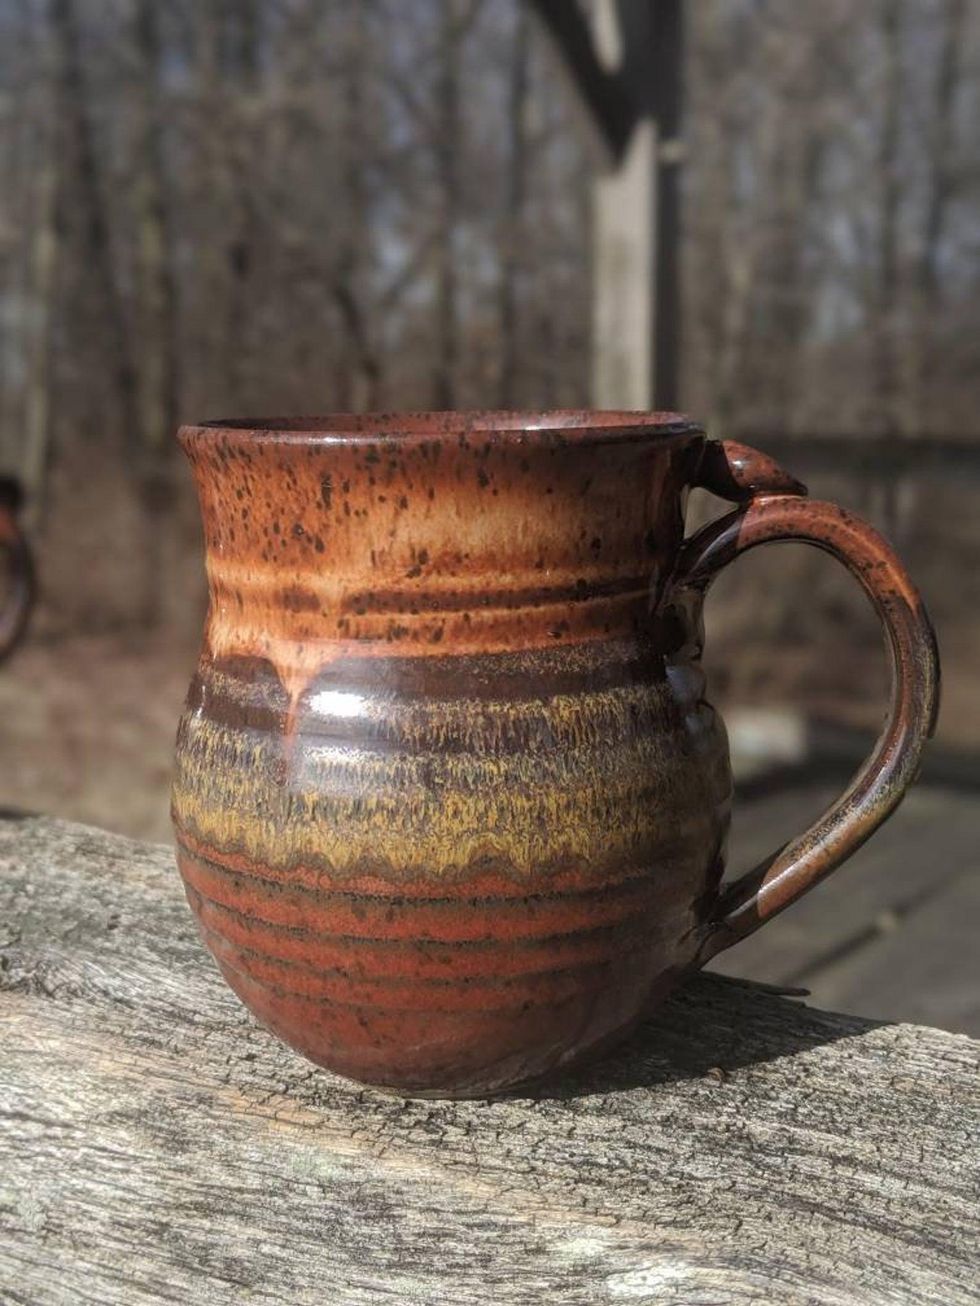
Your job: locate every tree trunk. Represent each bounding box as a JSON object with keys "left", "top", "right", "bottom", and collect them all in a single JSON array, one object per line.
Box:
[
  {"left": 333, "top": 2, "right": 382, "bottom": 412},
  {"left": 223, "top": 0, "right": 261, "bottom": 410},
  {"left": 51, "top": 0, "right": 139, "bottom": 446},
  {"left": 132, "top": 0, "right": 179, "bottom": 628},
  {"left": 432, "top": 0, "right": 464, "bottom": 409},
  {"left": 871, "top": 0, "right": 903, "bottom": 443},
  {"left": 761, "top": 125, "right": 823, "bottom": 433},
  {"left": 496, "top": 3, "right": 529, "bottom": 408},
  {"left": 912, "top": 0, "right": 965, "bottom": 425},
  {"left": 19, "top": 9, "right": 61, "bottom": 531},
  {"left": 711, "top": 92, "right": 780, "bottom": 433}
]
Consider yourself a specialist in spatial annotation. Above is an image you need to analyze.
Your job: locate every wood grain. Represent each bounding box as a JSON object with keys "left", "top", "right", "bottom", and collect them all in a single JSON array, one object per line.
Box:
[{"left": 1, "top": 815, "right": 978, "bottom": 1305}]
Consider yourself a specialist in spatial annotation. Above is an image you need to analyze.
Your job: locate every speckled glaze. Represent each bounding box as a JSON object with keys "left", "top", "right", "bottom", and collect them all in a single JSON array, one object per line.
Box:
[
  {"left": 172, "top": 412, "right": 939, "bottom": 1097},
  {"left": 0, "top": 477, "right": 34, "bottom": 661}
]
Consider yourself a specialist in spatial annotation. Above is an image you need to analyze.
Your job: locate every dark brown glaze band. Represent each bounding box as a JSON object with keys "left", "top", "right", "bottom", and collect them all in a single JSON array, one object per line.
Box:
[
  {"left": 0, "top": 478, "right": 35, "bottom": 661},
  {"left": 171, "top": 413, "right": 939, "bottom": 1096}
]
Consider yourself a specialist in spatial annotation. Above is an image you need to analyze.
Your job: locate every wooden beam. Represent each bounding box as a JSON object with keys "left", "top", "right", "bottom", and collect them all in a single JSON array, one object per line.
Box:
[
  {"left": 531, "top": 1, "right": 685, "bottom": 409},
  {"left": 2, "top": 815, "right": 979, "bottom": 1303},
  {"left": 527, "top": 0, "right": 636, "bottom": 162},
  {"left": 591, "top": 115, "right": 658, "bottom": 407}
]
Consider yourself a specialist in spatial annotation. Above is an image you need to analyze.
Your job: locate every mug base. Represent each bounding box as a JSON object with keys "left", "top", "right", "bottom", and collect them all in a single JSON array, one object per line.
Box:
[{"left": 296, "top": 968, "right": 689, "bottom": 1101}]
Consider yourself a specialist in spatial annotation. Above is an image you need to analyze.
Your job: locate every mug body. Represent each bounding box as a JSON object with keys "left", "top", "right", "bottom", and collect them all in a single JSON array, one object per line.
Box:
[{"left": 172, "top": 411, "right": 731, "bottom": 1096}]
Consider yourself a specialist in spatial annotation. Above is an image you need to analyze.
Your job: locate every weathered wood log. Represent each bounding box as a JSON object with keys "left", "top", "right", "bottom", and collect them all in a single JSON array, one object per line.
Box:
[{"left": 1, "top": 814, "right": 977, "bottom": 1305}]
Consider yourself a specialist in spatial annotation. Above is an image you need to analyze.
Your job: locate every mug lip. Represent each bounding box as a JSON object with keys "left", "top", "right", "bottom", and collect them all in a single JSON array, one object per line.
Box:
[{"left": 178, "top": 409, "right": 704, "bottom": 448}]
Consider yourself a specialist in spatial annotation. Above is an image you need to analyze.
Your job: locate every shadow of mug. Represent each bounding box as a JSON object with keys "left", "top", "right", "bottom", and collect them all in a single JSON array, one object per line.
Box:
[{"left": 0, "top": 477, "right": 36, "bottom": 661}]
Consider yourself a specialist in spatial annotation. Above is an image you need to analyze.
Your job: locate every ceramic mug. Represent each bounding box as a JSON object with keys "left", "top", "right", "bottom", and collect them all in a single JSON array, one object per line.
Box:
[
  {"left": 0, "top": 477, "right": 34, "bottom": 661},
  {"left": 172, "top": 412, "right": 939, "bottom": 1097}
]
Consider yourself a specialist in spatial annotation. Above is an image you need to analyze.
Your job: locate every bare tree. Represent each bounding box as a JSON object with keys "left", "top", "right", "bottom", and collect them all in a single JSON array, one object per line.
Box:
[
  {"left": 870, "top": 0, "right": 904, "bottom": 441},
  {"left": 496, "top": 1, "right": 529, "bottom": 407},
  {"left": 332, "top": 2, "right": 383, "bottom": 410},
  {"left": 51, "top": 0, "right": 138, "bottom": 444},
  {"left": 913, "top": 0, "right": 967, "bottom": 423},
  {"left": 131, "top": 0, "right": 179, "bottom": 626},
  {"left": 223, "top": 0, "right": 262, "bottom": 409},
  {"left": 19, "top": 0, "right": 63, "bottom": 528},
  {"left": 431, "top": 0, "right": 485, "bottom": 407}
]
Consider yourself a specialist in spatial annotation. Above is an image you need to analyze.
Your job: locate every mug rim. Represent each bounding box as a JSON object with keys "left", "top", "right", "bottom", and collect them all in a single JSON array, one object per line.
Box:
[{"left": 178, "top": 409, "right": 704, "bottom": 448}]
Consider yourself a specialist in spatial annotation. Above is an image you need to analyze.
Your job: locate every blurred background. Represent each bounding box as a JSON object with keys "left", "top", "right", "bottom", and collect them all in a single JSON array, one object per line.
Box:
[{"left": 0, "top": 0, "right": 977, "bottom": 1031}]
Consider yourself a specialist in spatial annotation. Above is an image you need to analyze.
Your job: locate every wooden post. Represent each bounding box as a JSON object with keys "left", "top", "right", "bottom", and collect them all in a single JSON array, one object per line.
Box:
[
  {"left": 592, "top": 115, "right": 658, "bottom": 407},
  {"left": 530, "top": 0, "right": 684, "bottom": 411}
]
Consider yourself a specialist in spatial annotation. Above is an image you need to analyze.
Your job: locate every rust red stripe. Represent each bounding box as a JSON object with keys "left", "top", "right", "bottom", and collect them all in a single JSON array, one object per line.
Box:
[
  {"left": 177, "top": 849, "right": 681, "bottom": 945},
  {"left": 188, "top": 887, "right": 674, "bottom": 980},
  {"left": 203, "top": 923, "right": 651, "bottom": 1013}
]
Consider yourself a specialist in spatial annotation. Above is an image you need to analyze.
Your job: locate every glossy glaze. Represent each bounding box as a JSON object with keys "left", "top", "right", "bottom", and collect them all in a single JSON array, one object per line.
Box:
[{"left": 172, "top": 412, "right": 939, "bottom": 1096}]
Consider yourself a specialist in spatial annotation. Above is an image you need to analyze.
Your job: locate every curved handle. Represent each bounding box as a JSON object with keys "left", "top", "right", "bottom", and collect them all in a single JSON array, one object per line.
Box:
[
  {"left": 675, "top": 440, "right": 940, "bottom": 962},
  {"left": 0, "top": 484, "right": 35, "bottom": 661}
]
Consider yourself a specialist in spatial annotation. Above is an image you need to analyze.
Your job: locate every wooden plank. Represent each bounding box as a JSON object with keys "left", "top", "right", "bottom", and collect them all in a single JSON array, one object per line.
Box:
[
  {"left": 710, "top": 785, "right": 979, "bottom": 1029},
  {"left": 808, "top": 869, "right": 980, "bottom": 1034},
  {"left": 592, "top": 116, "right": 658, "bottom": 407},
  {"left": 1, "top": 815, "right": 978, "bottom": 1305}
]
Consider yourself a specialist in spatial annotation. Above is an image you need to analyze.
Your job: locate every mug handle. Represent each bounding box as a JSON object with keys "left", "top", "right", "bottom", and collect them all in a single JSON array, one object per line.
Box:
[
  {"left": 0, "top": 490, "right": 35, "bottom": 661},
  {"left": 671, "top": 440, "right": 940, "bottom": 963}
]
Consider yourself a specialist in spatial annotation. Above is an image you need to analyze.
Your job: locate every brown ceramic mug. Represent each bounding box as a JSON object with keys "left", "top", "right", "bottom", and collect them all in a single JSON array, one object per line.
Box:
[{"left": 172, "top": 412, "right": 939, "bottom": 1097}]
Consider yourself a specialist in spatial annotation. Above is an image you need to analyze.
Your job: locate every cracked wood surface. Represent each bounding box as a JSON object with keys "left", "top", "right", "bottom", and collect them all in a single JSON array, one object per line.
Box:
[{"left": 0, "top": 815, "right": 977, "bottom": 1305}]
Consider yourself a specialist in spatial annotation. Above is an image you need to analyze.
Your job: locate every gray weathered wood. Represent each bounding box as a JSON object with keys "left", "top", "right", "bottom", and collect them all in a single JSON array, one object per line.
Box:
[
  {"left": 1, "top": 815, "right": 978, "bottom": 1306},
  {"left": 808, "top": 869, "right": 980, "bottom": 1035},
  {"left": 711, "top": 784, "right": 980, "bottom": 1034}
]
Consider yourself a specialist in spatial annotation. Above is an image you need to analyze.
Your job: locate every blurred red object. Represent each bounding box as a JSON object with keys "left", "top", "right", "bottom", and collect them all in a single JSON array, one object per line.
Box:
[{"left": 0, "top": 477, "right": 35, "bottom": 660}]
